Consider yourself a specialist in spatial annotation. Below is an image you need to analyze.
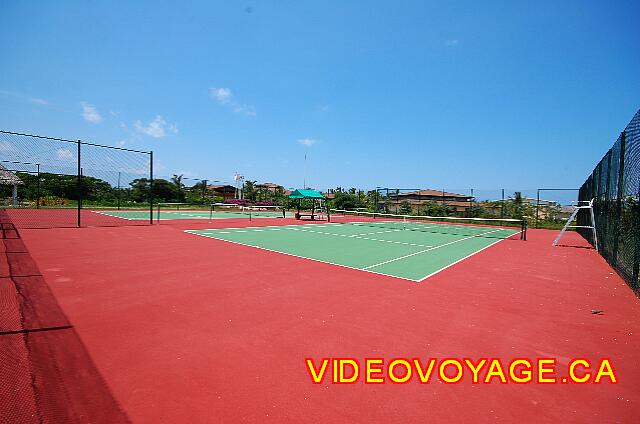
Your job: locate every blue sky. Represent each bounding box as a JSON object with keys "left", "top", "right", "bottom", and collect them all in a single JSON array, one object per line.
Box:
[{"left": 1, "top": 0, "right": 638, "bottom": 199}]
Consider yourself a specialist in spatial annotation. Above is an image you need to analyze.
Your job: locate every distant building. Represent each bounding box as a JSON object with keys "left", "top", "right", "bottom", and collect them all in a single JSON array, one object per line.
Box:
[
  {"left": 207, "top": 184, "right": 237, "bottom": 200},
  {"left": 255, "top": 182, "right": 291, "bottom": 196},
  {"left": 255, "top": 182, "right": 288, "bottom": 193},
  {"left": 379, "top": 189, "right": 474, "bottom": 215}
]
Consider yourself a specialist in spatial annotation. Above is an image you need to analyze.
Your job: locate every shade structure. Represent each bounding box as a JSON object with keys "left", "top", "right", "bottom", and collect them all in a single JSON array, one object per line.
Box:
[{"left": 288, "top": 189, "right": 325, "bottom": 199}]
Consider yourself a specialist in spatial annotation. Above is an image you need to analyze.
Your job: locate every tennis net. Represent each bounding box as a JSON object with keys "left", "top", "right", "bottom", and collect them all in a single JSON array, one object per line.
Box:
[
  {"left": 212, "top": 204, "right": 286, "bottom": 218},
  {"left": 329, "top": 209, "right": 527, "bottom": 240},
  {"left": 155, "top": 203, "right": 287, "bottom": 221}
]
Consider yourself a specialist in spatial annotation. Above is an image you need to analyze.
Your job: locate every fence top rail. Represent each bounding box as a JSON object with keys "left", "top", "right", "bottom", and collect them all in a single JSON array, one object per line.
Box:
[
  {"left": 0, "top": 130, "right": 151, "bottom": 155},
  {"left": 1, "top": 159, "right": 40, "bottom": 166},
  {"left": 80, "top": 140, "right": 151, "bottom": 154},
  {"left": 0, "top": 129, "right": 76, "bottom": 143}
]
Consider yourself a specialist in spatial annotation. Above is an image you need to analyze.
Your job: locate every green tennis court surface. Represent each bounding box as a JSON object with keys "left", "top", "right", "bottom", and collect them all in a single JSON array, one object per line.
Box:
[
  {"left": 92, "top": 210, "right": 292, "bottom": 220},
  {"left": 186, "top": 221, "right": 521, "bottom": 281}
]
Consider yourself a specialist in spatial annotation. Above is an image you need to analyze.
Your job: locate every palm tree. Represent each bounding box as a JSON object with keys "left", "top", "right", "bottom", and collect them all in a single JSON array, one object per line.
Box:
[
  {"left": 171, "top": 174, "right": 184, "bottom": 188},
  {"left": 171, "top": 174, "right": 185, "bottom": 202},
  {"left": 243, "top": 180, "right": 257, "bottom": 202}
]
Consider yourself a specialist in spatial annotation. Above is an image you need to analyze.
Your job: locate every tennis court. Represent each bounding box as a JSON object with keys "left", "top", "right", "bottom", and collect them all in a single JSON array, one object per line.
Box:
[
  {"left": 186, "top": 215, "right": 525, "bottom": 281},
  {"left": 93, "top": 205, "right": 290, "bottom": 221}
]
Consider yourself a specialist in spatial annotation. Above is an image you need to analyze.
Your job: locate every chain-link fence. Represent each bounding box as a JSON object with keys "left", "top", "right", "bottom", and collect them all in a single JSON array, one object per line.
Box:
[
  {"left": 0, "top": 130, "right": 153, "bottom": 228},
  {"left": 578, "top": 109, "right": 640, "bottom": 294}
]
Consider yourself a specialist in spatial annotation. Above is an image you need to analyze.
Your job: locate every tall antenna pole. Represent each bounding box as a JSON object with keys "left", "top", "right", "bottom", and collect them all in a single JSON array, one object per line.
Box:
[{"left": 303, "top": 153, "right": 307, "bottom": 189}]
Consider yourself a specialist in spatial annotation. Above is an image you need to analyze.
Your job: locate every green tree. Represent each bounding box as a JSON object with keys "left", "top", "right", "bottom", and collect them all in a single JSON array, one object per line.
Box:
[
  {"left": 185, "top": 180, "right": 210, "bottom": 204},
  {"left": 331, "top": 191, "right": 365, "bottom": 210},
  {"left": 366, "top": 190, "right": 379, "bottom": 212},
  {"left": 171, "top": 174, "right": 186, "bottom": 202},
  {"left": 243, "top": 180, "right": 257, "bottom": 201},
  {"left": 466, "top": 204, "right": 485, "bottom": 218},
  {"left": 399, "top": 200, "right": 412, "bottom": 214},
  {"left": 130, "top": 178, "right": 180, "bottom": 203},
  {"left": 423, "top": 201, "right": 455, "bottom": 217}
]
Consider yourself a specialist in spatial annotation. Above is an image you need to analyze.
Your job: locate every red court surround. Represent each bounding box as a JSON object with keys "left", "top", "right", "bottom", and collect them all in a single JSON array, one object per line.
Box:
[{"left": 15, "top": 219, "right": 640, "bottom": 423}]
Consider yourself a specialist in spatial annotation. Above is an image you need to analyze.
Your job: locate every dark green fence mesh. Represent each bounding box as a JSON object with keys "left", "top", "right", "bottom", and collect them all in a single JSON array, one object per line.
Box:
[
  {"left": 578, "top": 109, "right": 640, "bottom": 294},
  {"left": 0, "top": 130, "right": 153, "bottom": 228}
]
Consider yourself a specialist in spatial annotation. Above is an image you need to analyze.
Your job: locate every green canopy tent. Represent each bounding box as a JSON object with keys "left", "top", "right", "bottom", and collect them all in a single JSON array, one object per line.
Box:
[{"left": 288, "top": 189, "right": 329, "bottom": 221}]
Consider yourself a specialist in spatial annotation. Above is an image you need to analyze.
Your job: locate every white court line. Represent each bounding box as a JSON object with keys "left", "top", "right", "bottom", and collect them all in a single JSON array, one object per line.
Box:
[
  {"left": 90, "top": 210, "right": 139, "bottom": 221},
  {"left": 363, "top": 228, "right": 503, "bottom": 270},
  {"left": 185, "top": 224, "right": 515, "bottom": 282},
  {"left": 192, "top": 223, "right": 332, "bottom": 232},
  {"left": 185, "top": 231, "right": 419, "bottom": 283},
  {"left": 349, "top": 228, "right": 404, "bottom": 237},
  {"left": 417, "top": 237, "right": 508, "bottom": 282},
  {"left": 199, "top": 224, "right": 430, "bottom": 247},
  {"left": 284, "top": 227, "right": 432, "bottom": 248}
]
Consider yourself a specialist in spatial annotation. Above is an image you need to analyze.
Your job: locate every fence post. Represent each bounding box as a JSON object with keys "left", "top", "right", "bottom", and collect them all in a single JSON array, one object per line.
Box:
[
  {"left": 77, "top": 140, "right": 82, "bottom": 227},
  {"left": 385, "top": 188, "right": 389, "bottom": 213},
  {"left": 117, "top": 171, "right": 121, "bottom": 210},
  {"left": 633, "top": 177, "right": 640, "bottom": 288},
  {"left": 603, "top": 151, "right": 613, "bottom": 259},
  {"left": 612, "top": 132, "right": 626, "bottom": 264},
  {"left": 501, "top": 188, "right": 505, "bottom": 218},
  {"left": 149, "top": 151, "right": 154, "bottom": 224},
  {"left": 202, "top": 179, "right": 207, "bottom": 203},
  {"left": 535, "top": 189, "right": 540, "bottom": 228}
]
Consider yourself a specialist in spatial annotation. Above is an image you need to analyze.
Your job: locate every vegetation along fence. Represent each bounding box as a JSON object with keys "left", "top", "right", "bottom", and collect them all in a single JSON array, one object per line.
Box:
[{"left": 578, "top": 109, "right": 640, "bottom": 294}]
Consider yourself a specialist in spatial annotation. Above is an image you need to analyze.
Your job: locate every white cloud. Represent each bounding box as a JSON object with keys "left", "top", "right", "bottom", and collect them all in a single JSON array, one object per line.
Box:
[
  {"left": 134, "top": 115, "right": 178, "bottom": 138},
  {"left": 445, "top": 39, "right": 460, "bottom": 47},
  {"left": 209, "top": 87, "right": 256, "bottom": 116},
  {"left": 211, "top": 88, "right": 232, "bottom": 104},
  {"left": 298, "top": 138, "right": 318, "bottom": 147},
  {"left": 116, "top": 140, "right": 126, "bottom": 147},
  {"left": 56, "top": 148, "right": 74, "bottom": 161},
  {"left": 81, "top": 102, "right": 103, "bottom": 124},
  {"left": 0, "top": 90, "right": 48, "bottom": 106},
  {"left": 233, "top": 104, "right": 256, "bottom": 116}
]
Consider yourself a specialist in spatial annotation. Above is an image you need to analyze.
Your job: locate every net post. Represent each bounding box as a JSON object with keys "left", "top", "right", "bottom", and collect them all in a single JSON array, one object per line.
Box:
[
  {"left": 77, "top": 140, "right": 82, "bottom": 227},
  {"left": 156, "top": 203, "right": 161, "bottom": 223},
  {"left": 521, "top": 218, "right": 527, "bottom": 240},
  {"left": 209, "top": 203, "right": 214, "bottom": 221},
  {"left": 149, "top": 151, "right": 154, "bottom": 224},
  {"left": 117, "top": 171, "right": 121, "bottom": 210}
]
